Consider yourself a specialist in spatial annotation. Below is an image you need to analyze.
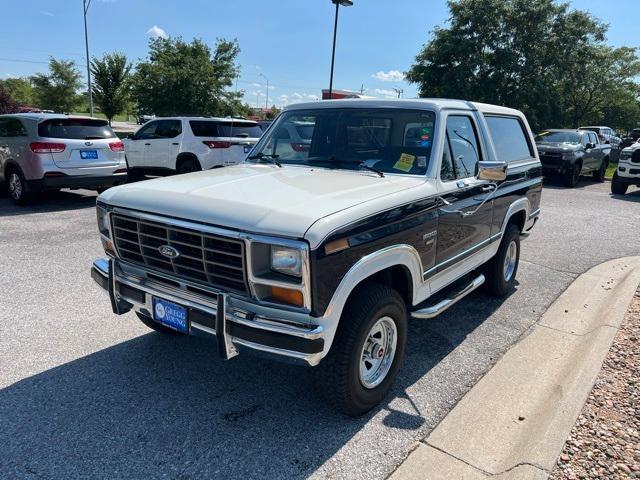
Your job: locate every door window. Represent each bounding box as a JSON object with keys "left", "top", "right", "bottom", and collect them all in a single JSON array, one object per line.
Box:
[
  {"left": 445, "top": 115, "right": 481, "bottom": 179},
  {"left": 485, "top": 116, "right": 532, "bottom": 162},
  {"left": 588, "top": 132, "right": 598, "bottom": 145},
  {"left": 135, "top": 121, "right": 159, "bottom": 140},
  {"left": 155, "top": 120, "right": 182, "bottom": 138},
  {"left": 0, "top": 119, "right": 9, "bottom": 137}
]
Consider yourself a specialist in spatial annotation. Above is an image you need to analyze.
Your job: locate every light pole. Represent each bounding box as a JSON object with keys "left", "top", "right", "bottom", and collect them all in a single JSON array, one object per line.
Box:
[
  {"left": 259, "top": 73, "right": 270, "bottom": 111},
  {"left": 328, "top": 0, "right": 353, "bottom": 100},
  {"left": 83, "top": 0, "right": 94, "bottom": 116}
]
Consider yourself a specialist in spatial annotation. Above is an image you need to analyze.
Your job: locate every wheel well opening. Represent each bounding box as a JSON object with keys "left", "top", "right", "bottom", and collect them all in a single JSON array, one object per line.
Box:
[
  {"left": 508, "top": 210, "right": 527, "bottom": 233},
  {"left": 351, "top": 265, "right": 413, "bottom": 307},
  {"left": 176, "top": 153, "right": 200, "bottom": 170}
]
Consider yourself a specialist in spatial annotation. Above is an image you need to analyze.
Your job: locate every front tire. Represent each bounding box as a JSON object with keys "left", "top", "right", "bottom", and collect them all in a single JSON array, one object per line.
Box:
[
  {"left": 483, "top": 223, "right": 520, "bottom": 297},
  {"left": 316, "top": 283, "right": 407, "bottom": 416},
  {"left": 611, "top": 172, "right": 628, "bottom": 195},
  {"left": 564, "top": 163, "right": 581, "bottom": 188},
  {"left": 593, "top": 158, "right": 608, "bottom": 182}
]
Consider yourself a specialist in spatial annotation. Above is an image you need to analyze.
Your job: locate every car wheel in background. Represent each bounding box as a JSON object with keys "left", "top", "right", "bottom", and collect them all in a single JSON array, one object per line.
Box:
[
  {"left": 611, "top": 172, "right": 628, "bottom": 195},
  {"left": 316, "top": 283, "right": 407, "bottom": 416},
  {"left": 6, "top": 167, "right": 35, "bottom": 205},
  {"left": 176, "top": 157, "right": 201, "bottom": 175},
  {"left": 593, "top": 158, "right": 608, "bottom": 183},
  {"left": 564, "top": 163, "right": 581, "bottom": 188}
]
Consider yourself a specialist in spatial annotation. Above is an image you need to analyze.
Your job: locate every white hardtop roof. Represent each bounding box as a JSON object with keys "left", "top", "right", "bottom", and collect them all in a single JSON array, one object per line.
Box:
[
  {"left": 159, "top": 116, "right": 258, "bottom": 123},
  {"left": 0, "top": 113, "right": 104, "bottom": 122},
  {"left": 284, "top": 98, "right": 524, "bottom": 116}
]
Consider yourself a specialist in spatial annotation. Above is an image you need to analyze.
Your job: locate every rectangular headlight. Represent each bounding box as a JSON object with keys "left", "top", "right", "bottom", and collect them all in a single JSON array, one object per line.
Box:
[
  {"left": 96, "top": 205, "right": 110, "bottom": 238},
  {"left": 270, "top": 245, "right": 302, "bottom": 277}
]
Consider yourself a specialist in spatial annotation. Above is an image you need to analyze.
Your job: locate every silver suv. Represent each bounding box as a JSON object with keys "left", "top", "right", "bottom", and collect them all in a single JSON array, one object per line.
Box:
[{"left": 0, "top": 113, "right": 127, "bottom": 204}]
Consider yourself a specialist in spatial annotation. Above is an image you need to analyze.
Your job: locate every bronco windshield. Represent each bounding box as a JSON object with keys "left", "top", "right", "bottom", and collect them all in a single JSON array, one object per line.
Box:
[
  {"left": 535, "top": 131, "right": 581, "bottom": 144},
  {"left": 249, "top": 108, "right": 436, "bottom": 176}
]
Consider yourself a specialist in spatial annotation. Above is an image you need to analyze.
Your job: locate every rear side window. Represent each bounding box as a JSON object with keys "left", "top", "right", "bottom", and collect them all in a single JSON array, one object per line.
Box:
[
  {"left": 189, "top": 120, "right": 218, "bottom": 137},
  {"left": 0, "top": 118, "right": 26, "bottom": 137},
  {"left": 38, "top": 118, "right": 116, "bottom": 140},
  {"left": 485, "top": 116, "right": 532, "bottom": 162},
  {"left": 217, "top": 122, "right": 262, "bottom": 138}
]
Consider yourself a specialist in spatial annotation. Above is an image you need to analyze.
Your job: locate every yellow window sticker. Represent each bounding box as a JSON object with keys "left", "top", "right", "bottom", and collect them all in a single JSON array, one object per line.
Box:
[{"left": 394, "top": 153, "right": 415, "bottom": 172}]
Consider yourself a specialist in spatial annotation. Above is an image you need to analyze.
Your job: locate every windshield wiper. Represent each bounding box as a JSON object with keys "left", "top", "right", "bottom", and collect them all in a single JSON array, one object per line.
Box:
[
  {"left": 358, "top": 162, "right": 384, "bottom": 177},
  {"left": 247, "top": 152, "right": 282, "bottom": 168}
]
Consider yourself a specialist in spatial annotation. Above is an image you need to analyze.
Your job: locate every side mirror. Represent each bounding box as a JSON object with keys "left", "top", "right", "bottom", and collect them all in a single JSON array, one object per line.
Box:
[
  {"left": 586, "top": 142, "right": 595, "bottom": 149},
  {"left": 477, "top": 160, "right": 507, "bottom": 182},
  {"left": 127, "top": 133, "right": 135, "bottom": 140}
]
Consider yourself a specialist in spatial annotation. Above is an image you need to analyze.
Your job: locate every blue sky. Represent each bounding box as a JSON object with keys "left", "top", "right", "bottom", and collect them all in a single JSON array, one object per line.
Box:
[{"left": 0, "top": 0, "right": 638, "bottom": 108}]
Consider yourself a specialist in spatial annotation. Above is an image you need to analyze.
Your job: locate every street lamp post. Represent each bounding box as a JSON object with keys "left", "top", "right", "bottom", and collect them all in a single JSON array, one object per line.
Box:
[
  {"left": 83, "top": 0, "right": 94, "bottom": 116},
  {"left": 259, "top": 73, "right": 270, "bottom": 111},
  {"left": 328, "top": 0, "right": 353, "bottom": 100}
]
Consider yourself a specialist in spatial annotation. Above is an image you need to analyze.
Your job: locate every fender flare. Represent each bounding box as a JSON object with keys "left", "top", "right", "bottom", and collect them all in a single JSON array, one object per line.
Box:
[{"left": 499, "top": 197, "right": 531, "bottom": 234}]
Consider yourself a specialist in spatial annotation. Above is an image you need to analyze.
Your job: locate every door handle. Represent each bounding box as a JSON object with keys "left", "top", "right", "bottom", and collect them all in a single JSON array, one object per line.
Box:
[
  {"left": 144, "top": 143, "right": 151, "bottom": 146},
  {"left": 172, "top": 142, "right": 179, "bottom": 145},
  {"left": 480, "top": 185, "right": 495, "bottom": 192}
]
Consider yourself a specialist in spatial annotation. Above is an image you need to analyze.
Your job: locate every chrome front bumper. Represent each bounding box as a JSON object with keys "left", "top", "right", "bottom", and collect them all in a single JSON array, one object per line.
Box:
[{"left": 91, "top": 258, "right": 325, "bottom": 366}]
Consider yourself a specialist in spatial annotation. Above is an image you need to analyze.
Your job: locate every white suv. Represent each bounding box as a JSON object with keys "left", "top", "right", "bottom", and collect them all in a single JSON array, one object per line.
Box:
[
  {"left": 124, "top": 117, "right": 262, "bottom": 176},
  {"left": 612, "top": 142, "right": 640, "bottom": 195}
]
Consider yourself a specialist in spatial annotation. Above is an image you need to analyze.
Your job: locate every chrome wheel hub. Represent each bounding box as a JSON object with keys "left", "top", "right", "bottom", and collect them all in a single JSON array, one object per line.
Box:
[
  {"left": 8, "top": 173, "right": 22, "bottom": 200},
  {"left": 359, "top": 316, "right": 397, "bottom": 389},
  {"left": 503, "top": 240, "right": 517, "bottom": 282}
]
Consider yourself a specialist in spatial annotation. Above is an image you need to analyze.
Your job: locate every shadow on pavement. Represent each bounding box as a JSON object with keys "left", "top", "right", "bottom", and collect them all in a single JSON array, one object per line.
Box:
[
  {"left": 0, "top": 188, "right": 98, "bottom": 217},
  {"left": 0, "top": 289, "right": 507, "bottom": 479}
]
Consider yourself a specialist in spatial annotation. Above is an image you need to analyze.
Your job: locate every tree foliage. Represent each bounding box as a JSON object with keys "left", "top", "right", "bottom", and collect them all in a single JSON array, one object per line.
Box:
[
  {"left": 0, "top": 77, "right": 34, "bottom": 106},
  {"left": 0, "top": 85, "right": 18, "bottom": 114},
  {"left": 133, "top": 37, "right": 247, "bottom": 117},
  {"left": 90, "top": 52, "right": 132, "bottom": 124},
  {"left": 406, "top": 0, "right": 640, "bottom": 131},
  {"left": 31, "top": 58, "right": 83, "bottom": 113}
]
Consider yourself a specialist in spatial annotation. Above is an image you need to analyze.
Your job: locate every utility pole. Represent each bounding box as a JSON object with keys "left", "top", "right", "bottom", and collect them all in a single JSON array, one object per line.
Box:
[
  {"left": 328, "top": 1, "right": 353, "bottom": 99},
  {"left": 83, "top": 0, "right": 94, "bottom": 116},
  {"left": 259, "top": 73, "right": 269, "bottom": 110}
]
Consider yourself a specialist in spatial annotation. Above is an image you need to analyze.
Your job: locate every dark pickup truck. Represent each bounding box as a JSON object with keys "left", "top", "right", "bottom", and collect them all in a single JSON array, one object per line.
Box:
[{"left": 535, "top": 129, "right": 611, "bottom": 187}]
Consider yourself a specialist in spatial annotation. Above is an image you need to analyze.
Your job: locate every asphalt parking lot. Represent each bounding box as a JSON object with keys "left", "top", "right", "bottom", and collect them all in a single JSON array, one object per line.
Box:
[{"left": 0, "top": 180, "right": 639, "bottom": 479}]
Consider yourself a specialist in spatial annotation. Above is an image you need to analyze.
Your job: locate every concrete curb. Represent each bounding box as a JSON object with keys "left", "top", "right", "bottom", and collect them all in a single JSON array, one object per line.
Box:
[{"left": 391, "top": 257, "right": 640, "bottom": 480}]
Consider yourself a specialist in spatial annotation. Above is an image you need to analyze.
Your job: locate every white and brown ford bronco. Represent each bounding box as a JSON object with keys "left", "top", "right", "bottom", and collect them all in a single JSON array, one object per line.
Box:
[{"left": 91, "top": 99, "right": 542, "bottom": 415}]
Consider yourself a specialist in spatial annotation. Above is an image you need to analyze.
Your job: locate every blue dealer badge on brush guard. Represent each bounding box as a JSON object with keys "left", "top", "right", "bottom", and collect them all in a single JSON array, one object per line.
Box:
[{"left": 152, "top": 297, "right": 188, "bottom": 333}]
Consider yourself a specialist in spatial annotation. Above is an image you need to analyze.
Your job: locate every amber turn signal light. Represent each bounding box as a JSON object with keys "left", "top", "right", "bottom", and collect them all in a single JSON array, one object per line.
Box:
[
  {"left": 270, "top": 286, "right": 304, "bottom": 307},
  {"left": 324, "top": 237, "right": 350, "bottom": 255},
  {"left": 101, "top": 237, "right": 115, "bottom": 256}
]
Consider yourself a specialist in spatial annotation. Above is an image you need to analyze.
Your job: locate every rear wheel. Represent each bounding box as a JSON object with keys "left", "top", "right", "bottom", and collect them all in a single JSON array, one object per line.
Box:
[
  {"left": 611, "top": 172, "right": 628, "bottom": 195},
  {"left": 176, "top": 157, "right": 201, "bottom": 174},
  {"left": 136, "top": 312, "right": 183, "bottom": 335},
  {"left": 593, "top": 158, "right": 608, "bottom": 182},
  {"left": 483, "top": 224, "right": 520, "bottom": 297},
  {"left": 316, "top": 283, "right": 407, "bottom": 416},
  {"left": 7, "top": 167, "right": 35, "bottom": 205}
]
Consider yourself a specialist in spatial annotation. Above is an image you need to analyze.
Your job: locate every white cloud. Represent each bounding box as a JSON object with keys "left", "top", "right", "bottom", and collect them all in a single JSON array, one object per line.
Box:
[
  {"left": 39, "top": 10, "right": 54, "bottom": 16},
  {"left": 371, "top": 70, "right": 405, "bottom": 82},
  {"left": 373, "top": 88, "right": 398, "bottom": 98},
  {"left": 146, "top": 25, "right": 168, "bottom": 39},
  {"left": 249, "top": 82, "right": 262, "bottom": 88}
]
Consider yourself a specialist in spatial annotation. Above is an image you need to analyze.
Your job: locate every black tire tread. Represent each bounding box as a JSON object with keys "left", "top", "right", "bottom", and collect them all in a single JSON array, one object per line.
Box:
[{"left": 315, "top": 282, "right": 406, "bottom": 416}]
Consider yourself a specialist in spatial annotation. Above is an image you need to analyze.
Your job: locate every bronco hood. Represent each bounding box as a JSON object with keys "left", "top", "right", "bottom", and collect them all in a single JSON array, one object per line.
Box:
[{"left": 99, "top": 164, "right": 423, "bottom": 239}]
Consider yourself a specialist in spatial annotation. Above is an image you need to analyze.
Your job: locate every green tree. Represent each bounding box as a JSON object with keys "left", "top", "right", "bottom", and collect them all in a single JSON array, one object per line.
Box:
[
  {"left": 0, "top": 85, "right": 18, "bottom": 114},
  {"left": 133, "top": 37, "right": 243, "bottom": 116},
  {"left": 31, "top": 58, "right": 83, "bottom": 113},
  {"left": 90, "top": 52, "right": 132, "bottom": 124},
  {"left": 0, "top": 77, "right": 34, "bottom": 106},
  {"left": 406, "top": 0, "right": 640, "bottom": 132}
]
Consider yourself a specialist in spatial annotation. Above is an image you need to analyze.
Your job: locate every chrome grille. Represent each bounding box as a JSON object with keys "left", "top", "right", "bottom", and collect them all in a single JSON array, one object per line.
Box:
[{"left": 111, "top": 214, "right": 248, "bottom": 294}]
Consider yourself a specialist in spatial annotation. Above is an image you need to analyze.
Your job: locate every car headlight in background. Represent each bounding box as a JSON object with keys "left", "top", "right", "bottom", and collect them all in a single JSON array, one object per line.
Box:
[
  {"left": 619, "top": 150, "right": 631, "bottom": 162},
  {"left": 96, "top": 205, "right": 110, "bottom": 238},
  {"left": 271, "top": 245, "right": 302, "bottom": 277}
]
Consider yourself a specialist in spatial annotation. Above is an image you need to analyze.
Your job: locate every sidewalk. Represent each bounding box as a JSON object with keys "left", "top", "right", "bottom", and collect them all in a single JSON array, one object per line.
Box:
[{"left": 391, "top": 257, "right": 640, "bottom": 480}]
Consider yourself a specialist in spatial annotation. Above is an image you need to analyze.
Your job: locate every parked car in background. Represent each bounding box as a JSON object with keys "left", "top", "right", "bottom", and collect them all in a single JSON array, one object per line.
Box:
[
  {"left": 620, "top": 128, "right": 640, "bottom": 150},
  {"left": 91, "top": 99, "right": 542, "bottom": 415},
  {"left": 124, "top": 117, "right": 262, "bottom": 178},
  {"left": 611, "top": 142, "right": 640, "bottom": 195},
  {"left": 136, "top": 114, "right": 156, "bottom": 125},
  {"left": 0, "top": 113, "right": 127, "bottom": 204},
  {"left": 535, "top": 129, "right": 611, "bottom": 187},
  {"left": 579, "top": 125, "right": 621, "bottom": 148}
]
